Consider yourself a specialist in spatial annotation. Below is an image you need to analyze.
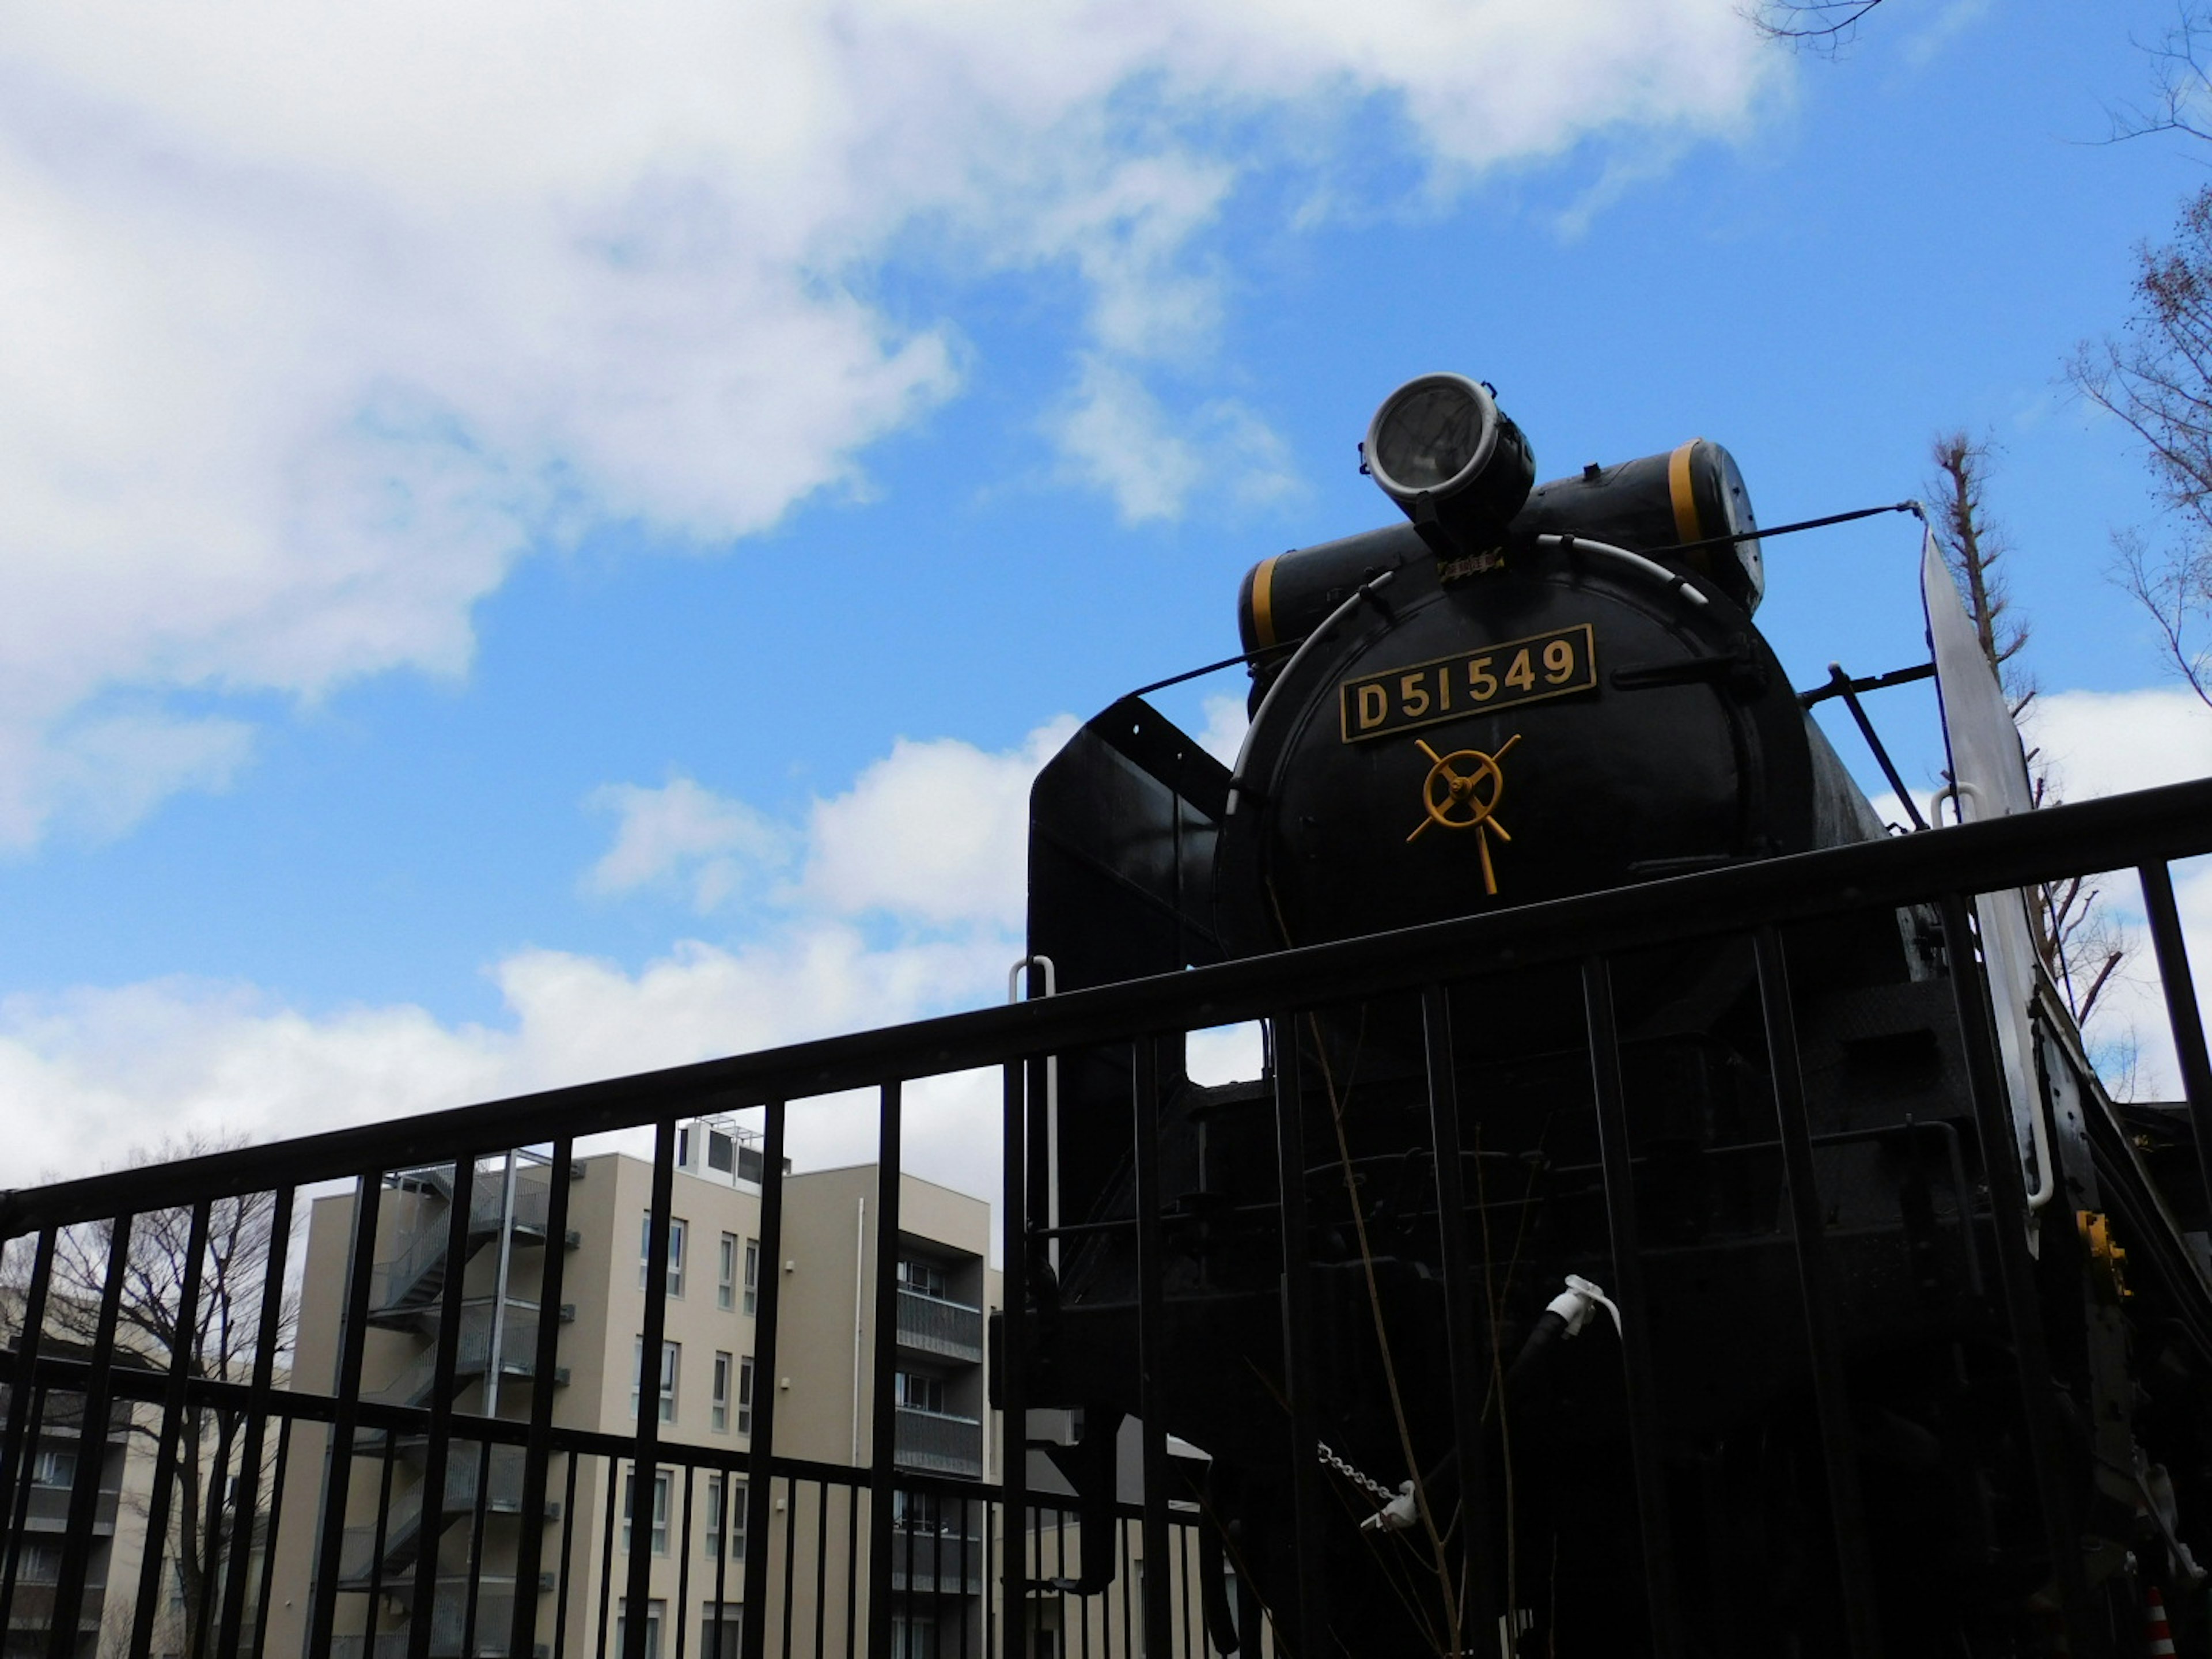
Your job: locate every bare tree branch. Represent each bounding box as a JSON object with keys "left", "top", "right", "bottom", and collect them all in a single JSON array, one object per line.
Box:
[
  {"left": 1745, "top": 0, "right": 1889, "bottom": 51},
  {"left": 2071, "top": 185, "right": 2212, "bottom": 709}
]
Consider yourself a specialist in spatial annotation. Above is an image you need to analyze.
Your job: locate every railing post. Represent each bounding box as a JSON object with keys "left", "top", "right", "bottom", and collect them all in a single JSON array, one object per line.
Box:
[
  {"left": 2140, "top": 861, "right": 2212, "bottom": 1229},
  {"left": 1753, "top": 926, "right": 1883, "bottom": 1658},
  {"left": 0, "top": 1226, "right": 56, "bottom": 1644},
  {"left": 411, "top": 1153, "right": 479, "bottom": 1659},
  {"left": 1269, "top": 1025, "right": 1325, "bottom": 1657},
  {"left": 742, "top": 1100, "right": 790, "bottom": 1659},
  {"left": 214, "top": 1184, "right": 295, "bottom": 1659},
  {"left": 310, "top": 1172, "right": 384, "bottom": 1658},
  {"left": 868, "top": 1084, "right": 905, "bottom": 1659},
  {"left": 48, "top": 1211, "right": 132, "bottom": 1659},
  {"left": 127, "top": 1200, "right": 211, "bottom": 1659},
  {"left": 1581, "top": 956, "right": 1681, "bottom": 1658},
  {"left": 514, "top": 1141, "right": 576, "bottom": 1659},
  {"left": 999, "top": 1058, "right": 1029, "bottom": 1659},
  {"left": 629, "top": 1124, "right": 680, "bottom": 1659},
  {"left": 1131, "top": 1037, "right": 1174, "bottom": 1659},
  {"left": 1939, "top": 893, "right": 2091, "bottom": 1638},
  {"left": 1418, "top": 986, "right": 1498, "bottom": 1653}
]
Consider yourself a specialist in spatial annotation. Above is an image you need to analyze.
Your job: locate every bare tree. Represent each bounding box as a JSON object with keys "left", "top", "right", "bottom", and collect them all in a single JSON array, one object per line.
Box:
[
  {"left": 9, "top": 1137, "right": 296, "bottom": 1652},
  {"left": 2103, "top": 4, "right": 2212, "bottom": 145},
  {"left": 1926, "top": 433, "right": 2128, "bottom": 1025},
  {"left": 2070, "top": 189, "right": 2212, "bottom": 709}
]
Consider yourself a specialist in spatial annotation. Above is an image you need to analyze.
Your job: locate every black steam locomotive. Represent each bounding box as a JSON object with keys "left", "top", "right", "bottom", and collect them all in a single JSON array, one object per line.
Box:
[{"left": 1012, "top": 375, "right": 2212, "bottom": 1657}]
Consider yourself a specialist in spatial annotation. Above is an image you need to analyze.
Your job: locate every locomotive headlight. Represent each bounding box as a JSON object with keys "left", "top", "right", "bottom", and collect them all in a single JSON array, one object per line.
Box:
[{"left": 1363, "top": 373, "right": 1536, "bottom": 556}]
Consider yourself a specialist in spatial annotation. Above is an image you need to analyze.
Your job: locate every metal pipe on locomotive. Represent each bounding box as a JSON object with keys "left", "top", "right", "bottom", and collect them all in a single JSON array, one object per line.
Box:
[{"left": 1001, "top": 373, "right": 2212, "bottom": 1657}]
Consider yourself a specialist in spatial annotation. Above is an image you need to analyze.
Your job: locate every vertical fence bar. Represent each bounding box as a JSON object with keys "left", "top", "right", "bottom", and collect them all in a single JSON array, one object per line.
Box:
[
  {"left": 555, "top": 1444, "right": 583, "bottom": 1659},
  {"left": 713, "top": 1471, "right": 733, "bottom": 1659},
  {"left": 1418, "top": 986, "right": 1498, "bottom": 1652},
  {"left": 598, "top": 1455, "right": 619, "bottom": 1659},
  {"left": 630, "top": 1124, "right": 681, "bottom": 1659},
  {"left": 676, "top": 1463, "right": 696, "bottom": 1659},
  {"left": 845, "top": 1469, "right": 861, "bottom": 1659},
  {"left": 310, "top": 1173, "right": 384, "bottom": 1657},
  {"left": 1581, "top": 956, "right": 1681, "bottom": 1659},
  {"left": 366, "top": 1432, "right": 401, "bottom": 1651},
  {"left": 249, "top": 1416, "right": 292, "bottom": 1659},
  {"left": 815, "top": 1475, "right": 832, "bottom": 1659},
  {"left": 188, "top": 1412, "right": 237, "bottom": 1659},
  {"left": 2141, "top": 861, "right": 2212, "bottom": 1220},
  {"left": 128, "top": 1200, "right": 211, "bottom": 1659},
  {"left": 1130, "top": 1037, "right": 1173, "bottom": 1659},
  {"left": 461, "top": 1435, "right": 494, "bottom": 1658},
  {"left": 0, "top": 1226, "right": 56, "bottom": 1641},
  {"left": 782, "top": 1472, "right": 801, "bottom": 1659},
  {"left": 515, "top": 1138, "right": 577, "bottom": 1659},
  {"left": 48, "top": 1212, "right": 134, "bottom": 1659},
  {"left": 1000, "top": 1059, "right": 1029, "bottom": 1659},
  {"left": 867, "top": 1084, "right": 905, "bottom": 1659},
  {"left": 1938, "top": 893, "right": 2090, "bottom": 1634},
  {"left": 1268, "top": 1027, "right": 1325, "bottom": 1657},
  {"left": 743, "top": 1100, "right": 791, "bottom": 1659},
  {"left": 1753, "top": 926, "right": 1883, "bottom": 1658},
  {"left": 215, "top": 1184, "right": 294, "bottom": 1658},
  {"left": 411, "top": 1153, "right": 479, "bottom": 1659},
  {"left": 48, "top": 1212, "right": 129, "bottom": 1659}
]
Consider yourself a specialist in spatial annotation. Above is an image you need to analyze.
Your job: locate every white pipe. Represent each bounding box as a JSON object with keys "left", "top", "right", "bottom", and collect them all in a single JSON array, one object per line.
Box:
[{"left": 1535, "top": 533, "right": 1710, "bottom": 607}]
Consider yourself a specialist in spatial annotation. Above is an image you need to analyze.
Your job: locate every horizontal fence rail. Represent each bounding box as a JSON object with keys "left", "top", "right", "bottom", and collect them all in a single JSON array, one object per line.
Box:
[
  {"left": 0, "top": 775, "right": 2208, "bottom": 1659},
  {"left": 3, "top": 775, "right": 2208, "bottom": 1237}
]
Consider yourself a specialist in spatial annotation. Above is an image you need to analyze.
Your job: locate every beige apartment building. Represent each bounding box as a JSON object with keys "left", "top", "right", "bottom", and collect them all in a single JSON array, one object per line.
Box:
[{"left": 264, "top": 1119, "right": 1000, "bottom": 1659}]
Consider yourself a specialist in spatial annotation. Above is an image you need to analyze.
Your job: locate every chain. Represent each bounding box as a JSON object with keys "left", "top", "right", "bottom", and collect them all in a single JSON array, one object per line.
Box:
[{"left": 1315, "top": 1439, "right": 1401, "bottom": 1505}]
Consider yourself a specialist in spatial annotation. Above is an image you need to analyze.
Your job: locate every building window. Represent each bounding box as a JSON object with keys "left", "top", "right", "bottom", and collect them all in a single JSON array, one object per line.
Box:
[
  {"left": 619, "top": 1599, "right": 667, "bottom": 1659},
  {"left": 634, "top": 1339, "right": 679, "bottom": 1424},
  {"left": 744, "top": 1238, "right": 760, "bottom": 1316},
  {"left": 897, "top": 1257, "right": 948, "bottom": 1300},
  {"left": 640, "top": 1213, "right": 687, "bottom": 1296},
  {"left": 702, "top": 1604, "right": 743, "bottom": 1659},
  {"left": 623, "top": 1471, "right": 672, "bottom": 1558},
  {"left": 893, "top": 1614, "right": 938, "bottom": 1659},
  {"left": 718, "top": 1233, "right": 738, "bottom": 1310},
  {"left": 705, "top": 1475, "right": 749, "bottom": 1561},
  {"left": 895, "top": 1370, "right": 945, "bottom": 1414},
  {"left": 712, "top": 1351, "right": 732, "bottom": 1433},
  {"left": 31, "top": 1448, "right": 75, "bottom": 1487},
  {"left": 738, "top": 1356, "right": 756, "bottom": 1435},
  {"left": 16, "top": 1544, "right": 60, "bottom": 1584}
]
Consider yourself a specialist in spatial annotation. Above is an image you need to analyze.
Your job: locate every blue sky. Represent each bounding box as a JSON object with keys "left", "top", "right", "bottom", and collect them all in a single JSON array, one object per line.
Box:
[{"left": 5, "top": 0, "right": 2211, "bottom": 1184}]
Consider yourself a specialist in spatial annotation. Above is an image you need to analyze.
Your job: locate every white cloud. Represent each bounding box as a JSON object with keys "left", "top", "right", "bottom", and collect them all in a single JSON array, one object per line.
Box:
[
  {"left": 1198, "top": 693, "right": 1250, "bottom": 768},
  {"left": 0, "top": 0, "right": 1777, "bottom": 842},
  {"left": 586, "top": 778, "right": 790, "bottom": 911},
  {"left": 802, "top": 718, "right": 1079, "bottom": 930},
  {"left": 2027, "top": 688, "right": 2212, "bottom": 803},
  {"left": 0, "top": 929, "right": 1014, "bottom": 1194}
]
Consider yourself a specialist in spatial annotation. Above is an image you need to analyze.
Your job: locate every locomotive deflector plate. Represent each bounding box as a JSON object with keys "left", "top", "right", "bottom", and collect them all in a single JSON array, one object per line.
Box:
[{"left": 1338, "top": 621, "right": 1596, "bottom": 742}]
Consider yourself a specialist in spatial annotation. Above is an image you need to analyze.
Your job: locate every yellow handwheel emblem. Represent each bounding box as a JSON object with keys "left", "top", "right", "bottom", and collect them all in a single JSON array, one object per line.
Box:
[{"left": 1407, "top": 733, "right": 1520, "bottom": 896}]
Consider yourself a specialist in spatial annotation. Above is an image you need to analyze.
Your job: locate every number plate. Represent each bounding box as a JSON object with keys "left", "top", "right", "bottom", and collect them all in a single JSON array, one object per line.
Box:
[{"left": 1339, "top": 623, "right": 1596, "bottom": 743}]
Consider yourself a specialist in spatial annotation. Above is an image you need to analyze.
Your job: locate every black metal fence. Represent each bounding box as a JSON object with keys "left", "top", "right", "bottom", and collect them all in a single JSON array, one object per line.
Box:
[{"left": 2, "top": 775, "right": 2210, "bottom": 1659}]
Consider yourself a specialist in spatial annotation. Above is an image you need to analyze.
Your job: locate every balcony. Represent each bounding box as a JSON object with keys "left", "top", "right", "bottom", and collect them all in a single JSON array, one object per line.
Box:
[
  {"left": 893, "top": 1406, "right": 983, "bottom": 1478},
  {"left": 325, "top": 1576, "right": 549, "bottom": 1658},
  {"left": 887, "top": 1529, "right": 987, "bottom": 1596},
  {"left": 18, "top": 1485, "right": 121, "bottom": 1532},
  {"left": 894, "top": 1289, "right": 984, "bottom": 1365}
]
